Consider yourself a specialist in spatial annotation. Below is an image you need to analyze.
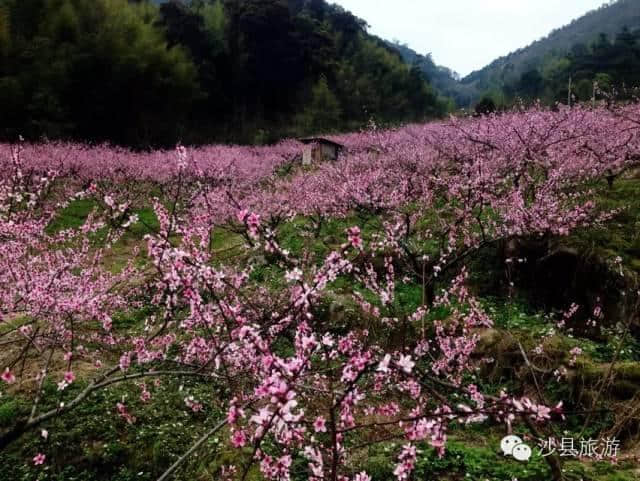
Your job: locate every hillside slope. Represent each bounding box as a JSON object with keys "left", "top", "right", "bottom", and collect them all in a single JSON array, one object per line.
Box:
[
  {"left": 387, "top": 41, "right": 475, "bottom": 108},
  {"left": 462, "top": 0, "right": 640, "bottom": 103},
  {"left": 0, "top": 0, "right": 446, "bottom": 146},
  {"left": 389, "top": 0, "right": 640, "bottom": 107}
]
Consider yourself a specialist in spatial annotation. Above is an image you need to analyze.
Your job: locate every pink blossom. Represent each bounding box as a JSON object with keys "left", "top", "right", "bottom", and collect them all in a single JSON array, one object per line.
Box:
[
  {"left": 346, "top": 226, "right": 363, "bottom": 249},
  {"left": 397, "top": 355, "right": 415, "bottom": 374},
  {"left": 354, "top": 473, "right": 371, "bottom": 481},
  {"left": 184, "top": 396, "right": 203, "bottom": 413},
  {"left": 313, "top": 416, "right": 327, "bottom": 433},
  {"left": 140, "top": 384, "right": 151, "bottom": 403},
  {"left": 236, "top": 209, "right": 249, "bottom": 223},
  {"left": 1, "top": 368, "right": 15, "bottom": 384},
  {"left": 231, "top": 429, "right": 246, "bottom": 448},
  {"left": 116, "top": 402, "right": 135, "bottom": 424},
  {"left": 377, "top": 354, "right": 391, "bottom": 373},
  {"left": 119, "top": 353, "right": 131, "bottom": 372},
  {"left": 393, "top": 444, "right": 417, "bottom": 481}
]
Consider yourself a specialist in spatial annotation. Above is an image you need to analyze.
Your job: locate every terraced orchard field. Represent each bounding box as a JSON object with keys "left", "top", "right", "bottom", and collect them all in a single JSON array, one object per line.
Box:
[{"left": 1, "top": 105, "right": 640, "bottom": 481}]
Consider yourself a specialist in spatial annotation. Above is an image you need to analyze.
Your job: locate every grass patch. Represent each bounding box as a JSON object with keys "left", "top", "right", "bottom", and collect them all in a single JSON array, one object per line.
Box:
[{"left": 46, "top": 199, "right": 98, "bottom": 234}]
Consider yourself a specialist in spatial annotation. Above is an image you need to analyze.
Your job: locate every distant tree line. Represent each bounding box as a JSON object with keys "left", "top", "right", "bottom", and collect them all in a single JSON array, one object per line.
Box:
[
  {"left": 388, "top": 41, "right": 464, "bottom": 109},
  {"left": 511, "top": 27, "right": 640, "bottom": 104},
  {"left": 0, "top": 0, "right": 447, "bottom": 147},
  {"left": 472, "top": 26, "right": 640, "bottom": 113}
]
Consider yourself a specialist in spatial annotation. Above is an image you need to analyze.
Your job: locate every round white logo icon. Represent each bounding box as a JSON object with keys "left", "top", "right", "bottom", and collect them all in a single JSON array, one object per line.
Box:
[
  {"left": 512, "top": 443, "right": 532, "bottom": 462},
  {"left": 500, "top": 435, "right": 523, "bottom": 456},
  {"left": 500, "top": 435, "right": 532, "bottom": 462}
]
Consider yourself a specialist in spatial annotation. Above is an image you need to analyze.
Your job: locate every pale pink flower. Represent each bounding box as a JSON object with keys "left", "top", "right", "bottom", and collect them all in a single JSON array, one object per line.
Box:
[
  {"left": 397, "top": 355, "right": 415, "bottom": 374},
  {"left": 377, "top": 354, "right": 391, "bottom": 373},
  {"left": 313, "top": 416, "right": 327, "bottom": 433},
  {"left": 354, "top": 473, "right": 372, "bottom": 481},
  {"left": 1, "top": 368, "right": 15, "bottom": 384},
  {"left": 33, "top": 453, "right": 46, "bottom": 465},
  {"left": 347, "top": 226, "right": 362, "bottom": 249}
]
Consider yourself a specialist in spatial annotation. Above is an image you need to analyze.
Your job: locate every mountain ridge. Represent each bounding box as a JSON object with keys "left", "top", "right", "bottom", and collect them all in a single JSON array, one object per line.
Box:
[
  {"left": 461, "top": 0, "right": 639, "bottom": 86},
  {"left": 388, "top": 0, "right": 640, "bottom": 107}
]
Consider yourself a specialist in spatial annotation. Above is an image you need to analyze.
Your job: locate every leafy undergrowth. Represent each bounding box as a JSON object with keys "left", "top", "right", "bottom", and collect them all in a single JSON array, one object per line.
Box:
[
  {"left": 571, "top": 177, "right": 640, "bottom": 275},
  {"left": 2, "top": 394, "right": 638, "bottom": 481},
  {"left": 0, "top": 377, "right": 228, "bottom": 481},
  {"left": 1, "top": 295, "right": 638, "bottom": 480}
]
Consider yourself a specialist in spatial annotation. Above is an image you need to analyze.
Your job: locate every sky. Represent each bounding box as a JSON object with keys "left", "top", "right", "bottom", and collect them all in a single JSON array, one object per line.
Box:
[{"left": 333, "top": 0, "right": 608, "bottom": 77}]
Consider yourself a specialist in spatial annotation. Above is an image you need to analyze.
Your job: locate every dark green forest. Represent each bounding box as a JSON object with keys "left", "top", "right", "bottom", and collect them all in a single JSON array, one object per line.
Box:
[{"left": 0, "top": 0, "right": 447, "bottom": 147}]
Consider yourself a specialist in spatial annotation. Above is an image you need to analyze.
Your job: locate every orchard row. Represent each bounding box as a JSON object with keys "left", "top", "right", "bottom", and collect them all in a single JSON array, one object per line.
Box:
[{"left": 1, "top": 104, "right": 638, "bottom": 480}]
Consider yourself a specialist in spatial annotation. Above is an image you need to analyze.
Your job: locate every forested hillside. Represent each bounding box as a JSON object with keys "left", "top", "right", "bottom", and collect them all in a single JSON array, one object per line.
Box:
[
  {"left": 386, "top": 41, "right": 465, "bottom": 108},
  {"left": 390, "top": 0, "right": 640, "bottom": 109},
  {"left": 461, "top": 0, "right": 640, "bottom": 97},
  {"left": 0, "top": 0, "right": 446, "bottom": 147},
  {"left": 2, "top": 0, "right": 638, "bottom": 145}
]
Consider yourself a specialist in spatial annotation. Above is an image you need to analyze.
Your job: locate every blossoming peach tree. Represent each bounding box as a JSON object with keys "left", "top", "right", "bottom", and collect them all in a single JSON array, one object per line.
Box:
[{"left": 1, "top": 104, "right": 639, "bottom": 480}]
